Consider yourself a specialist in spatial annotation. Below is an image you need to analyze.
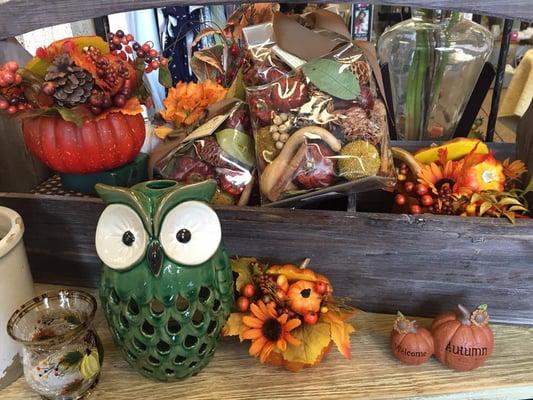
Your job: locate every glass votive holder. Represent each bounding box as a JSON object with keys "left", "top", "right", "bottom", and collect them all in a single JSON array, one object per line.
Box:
[{"left": 7, "top": 290, "right": 103, "bottom": 399}]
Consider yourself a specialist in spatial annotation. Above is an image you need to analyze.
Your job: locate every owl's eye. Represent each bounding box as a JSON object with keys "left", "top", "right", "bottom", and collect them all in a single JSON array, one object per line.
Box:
[
  {"left": 95, "top": 204, "right": 148, "bottom": 270},
  {"left": 160, "top": 201, "right": 221, "bottom": 266}
]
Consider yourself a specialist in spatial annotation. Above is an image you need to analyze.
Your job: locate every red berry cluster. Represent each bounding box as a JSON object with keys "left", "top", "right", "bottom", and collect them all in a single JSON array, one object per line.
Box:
[
  {"left": 394, "top": 163, "right": 456, "bottom": 215},
  {"left": 215, "top": 42, "right": 244, "bottom": 86},
  {"left": 107, "top": 30, "right": 167, "bottom": 73},
  {"left": 0, "top": 61, "right": 31, "bottom": 114}
]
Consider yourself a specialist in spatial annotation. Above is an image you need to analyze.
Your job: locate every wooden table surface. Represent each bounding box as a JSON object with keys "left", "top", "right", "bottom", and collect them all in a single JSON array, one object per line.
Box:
[{"left": 3, "top": 284, "right": 533, "bottom": 400}]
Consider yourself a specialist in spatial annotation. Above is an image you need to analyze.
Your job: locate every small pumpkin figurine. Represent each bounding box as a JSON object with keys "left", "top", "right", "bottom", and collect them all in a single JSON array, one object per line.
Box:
[
  {"left": 431, "top": 304, "right": 494, "bottom": 371},
  {"left": 286, "top": 280, "right": 322, "bottom": 316},
  {"left": 391, "top": 312, "right": 434, "bottom": 365}
]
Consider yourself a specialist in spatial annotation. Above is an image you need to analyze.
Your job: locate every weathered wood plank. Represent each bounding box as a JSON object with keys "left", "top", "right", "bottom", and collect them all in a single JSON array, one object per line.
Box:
[
  {"left": 1, "top": 0, "right": 532, "bottom": 39},
  {"left": 0, "top": 192, "right": 532, "bottom": 325},
  {"left": 3, "top": 283, "right": 533, "bottom": 400}
]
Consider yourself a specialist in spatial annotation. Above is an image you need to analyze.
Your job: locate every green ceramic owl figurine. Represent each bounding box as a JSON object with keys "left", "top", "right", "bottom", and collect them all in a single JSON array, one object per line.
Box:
[{"left": 94, "top": 180, "right": 234, "bottom": 381}]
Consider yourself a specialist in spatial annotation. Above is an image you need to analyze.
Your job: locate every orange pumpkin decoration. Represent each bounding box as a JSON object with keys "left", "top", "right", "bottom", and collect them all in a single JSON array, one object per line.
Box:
[
  {"left": 391, "top": 312, "right": 433, "bottom": 365},
  {"left": 22, "top": 112, "right": 145, "bottom": 174},
  {"left": 431, "top": 304, "right": 494, "bottom": 371},
  {"left": 286, "top": 280, "right": 322, "bottom": 315},
  {"left": 266, "top": 263, "right": 332, "bottom": 294}
]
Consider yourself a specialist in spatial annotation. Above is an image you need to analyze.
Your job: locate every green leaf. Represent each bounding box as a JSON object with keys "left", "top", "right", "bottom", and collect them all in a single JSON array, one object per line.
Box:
[
  {"left": 226, "top": 69, "right": 245, "bottom": 101},
  {"left": 502, "top": 210, "right": 516, "bottom": 224},
  {"left": 498, "top": 197, "right": 523, "bottom": 206},
  {"left": 61, "top": 351, "right": 83, "bottom": 366},
  {"left": 216, "top": 129, "right": 256, "bottom": 167},
  {"left": 230, "top": 257, "right": 256, "bottom": 292},
  {"left": 508, "top": 205, "right": 528, "bottom": 212},
  {"left": 57, "top": 107, "right": 84, "bottom": 126},
  {"left": 523, "top": 178, "right": 533, "bottom": 194},
  {"left": 303, "top": 59, "right": 360, "bottom": 100},
  {"left": 479, "top": 201, "right": 492, "bottom": 217},
  {"left": 158, "top": 64, "right": 173, "bottom": 89}
]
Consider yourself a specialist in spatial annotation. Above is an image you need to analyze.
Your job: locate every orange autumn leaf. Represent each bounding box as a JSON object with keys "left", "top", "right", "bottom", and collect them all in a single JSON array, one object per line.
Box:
[
  {"left": 222, "top": 313, "right": 247, "bottom": 341},
  {"left": 94, "top": 96, "right": 143, "bottom": 121},
  {"left": 281, "top": 322, "right": 331, "bottom": 366},
  {"left": 268, "top": 343, "right": 332, "bottom": 372},
  {"left": 161, "top": 80, "right": 227, "bottom": 127},
  {"left": 320, "top": 307, "right": 357, "bottom": 360}
]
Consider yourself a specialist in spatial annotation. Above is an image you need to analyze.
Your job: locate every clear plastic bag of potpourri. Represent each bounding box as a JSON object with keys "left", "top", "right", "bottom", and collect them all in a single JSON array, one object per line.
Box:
[
  {"left": 246, "top": 42, "right": 396, "bottom": 206},
  {"left": 154, "top": 101, "right": 256, "bottom": 206}
]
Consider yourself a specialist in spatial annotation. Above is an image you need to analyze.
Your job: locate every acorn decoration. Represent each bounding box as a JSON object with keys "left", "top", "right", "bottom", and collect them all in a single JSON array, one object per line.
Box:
[
  {"left": 390, "top": 312, "right": 434, "bottom": 365},
  {"left": 431, "top": 304, "right": 494, "bottom": 371}
]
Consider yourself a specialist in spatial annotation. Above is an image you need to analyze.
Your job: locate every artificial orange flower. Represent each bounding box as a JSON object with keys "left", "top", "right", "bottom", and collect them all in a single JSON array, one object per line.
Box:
[
  {"left": 160, "top": 80, "right": 227, "bottom": 127},
  {"left": 418, "top": 159, "right": 464, "bottom": 195},
  {"left": 241, "top": 300, "right": 301, "bottom": 363},
  {"left": 502, "top": 158, "right": 527, "bottom": 181}
]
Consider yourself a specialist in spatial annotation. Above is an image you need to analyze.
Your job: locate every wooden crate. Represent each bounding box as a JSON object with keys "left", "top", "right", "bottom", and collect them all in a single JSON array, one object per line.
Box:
[{"left": 0, "top": 0, "right": 532, "bottom": 325}]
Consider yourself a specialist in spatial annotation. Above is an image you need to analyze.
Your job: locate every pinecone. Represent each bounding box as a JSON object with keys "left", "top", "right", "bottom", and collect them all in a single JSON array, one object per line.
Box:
[
  {"left": 195, "top": 137, "right": 232, "bottom": 168},
  {"left": 45, "top": 54, "right": 94, "bottom": 107}
]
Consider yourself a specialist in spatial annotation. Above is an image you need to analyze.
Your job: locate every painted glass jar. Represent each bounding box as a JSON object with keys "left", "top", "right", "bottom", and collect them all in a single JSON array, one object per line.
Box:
[
  {"left": 7, "top": 290, "right": 102, "bottom": 399},
  {"left": 378, "top": 10, "right": 493, "bottom": 140}
]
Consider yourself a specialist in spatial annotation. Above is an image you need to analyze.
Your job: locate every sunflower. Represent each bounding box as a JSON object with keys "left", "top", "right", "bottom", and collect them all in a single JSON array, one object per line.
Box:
[
  {"left": 242, "top": 300, "right": 301, "bottom": 363},
  {"left": 417, "top": 159, "right": 464, "bottom": 195}
]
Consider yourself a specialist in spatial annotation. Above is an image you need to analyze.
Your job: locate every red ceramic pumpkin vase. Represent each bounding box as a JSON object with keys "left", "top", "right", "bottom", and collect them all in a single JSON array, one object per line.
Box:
[
  {"left": 22, "top": 112, "right": 145, "bottom": 174},
  {"left": 390, "top": 312, "right": 434, "bottom": 365},
  {"left": 431, "top": 304, "right": 494, "bottom": 371}
]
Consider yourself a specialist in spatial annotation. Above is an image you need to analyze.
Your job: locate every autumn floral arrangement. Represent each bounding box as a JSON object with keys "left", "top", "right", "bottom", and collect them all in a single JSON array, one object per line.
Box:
[
  {"left": 223, "top": 258, "right": 356, "bottom": 371},
  {"left": 0, "top": 31, "right": 171, "bottom": 173},
  {"left": 152, "top": 6, "right": 265, "bottom": 205},
  {"left": 392, "top": 138, "right": 532, "bottom": 223}
]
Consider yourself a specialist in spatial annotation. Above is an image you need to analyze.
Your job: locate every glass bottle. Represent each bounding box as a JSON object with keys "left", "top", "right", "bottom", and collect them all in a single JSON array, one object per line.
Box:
[
  {"left": 7, "top": 290, "right": 103, "bottom": 400},
  {"left": 378, "top": 9, "right": 493, "bottom": 140}
]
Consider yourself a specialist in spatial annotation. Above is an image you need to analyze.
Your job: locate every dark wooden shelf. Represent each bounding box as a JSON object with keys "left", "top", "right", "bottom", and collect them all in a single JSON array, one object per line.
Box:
[{"left": 1, "top": 0, "right": 533, "bottom": 39}]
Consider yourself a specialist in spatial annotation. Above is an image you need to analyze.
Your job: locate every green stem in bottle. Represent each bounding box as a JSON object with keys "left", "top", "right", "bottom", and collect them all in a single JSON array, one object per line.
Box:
[{"left": 429, "top": 11, "right": 461, "bottom": 115}]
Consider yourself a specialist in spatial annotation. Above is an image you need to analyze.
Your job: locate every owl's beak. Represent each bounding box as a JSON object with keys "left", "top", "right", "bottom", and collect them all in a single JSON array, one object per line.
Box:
[{"left": 147, "top": 241, "right": 163, "bottom": 276}]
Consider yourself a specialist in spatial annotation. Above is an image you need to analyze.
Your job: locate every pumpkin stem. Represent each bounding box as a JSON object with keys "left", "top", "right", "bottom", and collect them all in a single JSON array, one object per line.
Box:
[
  {"left": 457, "top": 304, "right": 472, "bottom": 325},
  {"left": 300, "top": 258, "right": 311, "bottom": 269},
  {"left": 394, "top": 311, "right": 417, "bottom": 334}
]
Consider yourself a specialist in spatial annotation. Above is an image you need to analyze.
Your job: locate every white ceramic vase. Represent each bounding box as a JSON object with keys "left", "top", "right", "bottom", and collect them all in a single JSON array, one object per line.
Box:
[{"left": 0, "top": 206, "right": 34, "bottom": 389}]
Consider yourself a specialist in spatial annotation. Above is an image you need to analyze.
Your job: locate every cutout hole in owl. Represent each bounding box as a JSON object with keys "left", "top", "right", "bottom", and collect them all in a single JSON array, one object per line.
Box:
[
  {"left": 184, "top": 335, "right": 198, "bottom": 349},
  {"left": 198, "top": 287, "right": 211, "bottom": 303},
  {"left": 189, "top": 362, "right": 197, "bottom": 369},
  {"left": 165, "top": 369, "right": 174, "bottom": 376},
  {"left": 127, "top": 350, "right": 137, "bottom": 361},
  {"left": 167, "top": 318, "right": 181, "bottom": 335},
  {"left": 157, "top": 340, "right": 171, "bottom": 354},
  {"left": 174, "top": 355, "right": 186, "bottom": 365},
  {"left": 109, "top": 288, "right": 119, "bottom": 304},
  {"left": 127, "top": 298, "right": 140, "bottom": 316},
  {"left": 207, "top": 320, "right": 218, "bottom": 335},
  {"left": 146, "top": 181, "right": 177, "bottom": 190},
  {"left": 148, "top": 356, "right": 160, "bottom": 366},
  {"left": 212, "top": 299, "right": 221, "bottom": 312},
  {"left": 191, "top": 310, "right": 204, "bottom": 326},
  {"left": 132, "top": 337, "right": 147, "bottom": 352},
  {"left": 142, "top": 367, "right": 153, "bottom": 376},
  {"left": 119, "top": 314, "right": 129, "bottom": 330},
  {"left": 142, "top": 321, "right": 155, "bottom": 336},
  {"left": 150, "top": 299, "right": 165, "bottom": 316},
  {"left": 198, "top": 343, "right": 208, "bottom": 355},
  {"left": 175, "top": 295, "right": 189, "bottom": 312}
]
